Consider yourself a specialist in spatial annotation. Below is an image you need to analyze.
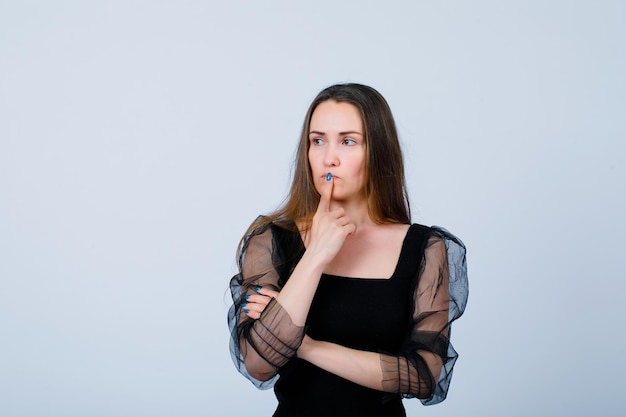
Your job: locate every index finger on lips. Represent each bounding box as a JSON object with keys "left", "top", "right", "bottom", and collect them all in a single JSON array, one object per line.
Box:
[{"left": 318, "top": 175, "right": 334, "bottom": 212}]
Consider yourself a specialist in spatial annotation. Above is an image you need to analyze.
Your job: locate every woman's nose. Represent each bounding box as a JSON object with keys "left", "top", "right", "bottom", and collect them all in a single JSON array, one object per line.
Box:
[{"left": 324, "top": 145, "right": 339, "bottom": 167}]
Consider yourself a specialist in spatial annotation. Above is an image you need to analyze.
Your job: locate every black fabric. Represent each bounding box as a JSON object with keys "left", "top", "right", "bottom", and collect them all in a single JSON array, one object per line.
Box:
[
  {"left": 272, "top": 225, "right": 427, "bottom": 417},
  {"left": 228, "top": 218, "right": 469, "bottom": 411}
]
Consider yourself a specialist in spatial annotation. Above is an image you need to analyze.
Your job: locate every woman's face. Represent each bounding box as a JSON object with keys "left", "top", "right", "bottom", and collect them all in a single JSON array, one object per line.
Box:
[{"left": 308, "top": 100, "right": 367, "bottom": 203}]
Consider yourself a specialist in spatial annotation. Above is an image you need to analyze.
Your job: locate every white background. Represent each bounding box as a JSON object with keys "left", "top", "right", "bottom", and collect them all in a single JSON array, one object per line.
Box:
[{"left": 1, "top": 1, "right": 624, "bottom": 416}]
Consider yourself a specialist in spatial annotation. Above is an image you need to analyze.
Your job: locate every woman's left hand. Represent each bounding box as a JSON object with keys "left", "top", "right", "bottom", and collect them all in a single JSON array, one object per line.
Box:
[{"left": 242, "top": 286, "right": 279, "bottom": 320}]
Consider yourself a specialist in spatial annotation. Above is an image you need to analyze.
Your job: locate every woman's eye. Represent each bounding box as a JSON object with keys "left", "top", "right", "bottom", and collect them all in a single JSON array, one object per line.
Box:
[
  {"left": 311, "top": 138, "right": 324, "bottom": 145},
  {"left": 343, "top": 138, "right": 357, "bottom": 146}
]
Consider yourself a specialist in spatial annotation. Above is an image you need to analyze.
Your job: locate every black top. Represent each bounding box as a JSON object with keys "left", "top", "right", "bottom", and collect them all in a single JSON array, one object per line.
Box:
[
  {"left": 228, "top": 218, "right": 469, "bottom": 416},
  {"left": 273, "top": 224, "right": 427, "bottom": 417}
]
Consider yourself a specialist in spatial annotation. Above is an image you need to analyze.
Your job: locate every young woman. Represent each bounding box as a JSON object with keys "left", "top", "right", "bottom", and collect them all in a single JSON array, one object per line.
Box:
[{"left": 227, "top": 83, "right": 469, "bottom": 416}]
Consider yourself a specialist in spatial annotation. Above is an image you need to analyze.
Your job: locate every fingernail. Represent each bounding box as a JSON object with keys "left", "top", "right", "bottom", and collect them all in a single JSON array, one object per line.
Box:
[
  {"left": 241, "top": 302, "right": 248, "bottom": 307},
  {"left": 254, "top": 286, "right": 262, "bottom": 291},
  {"left": 244, "top": 294, "right": 251, "bottom": 300},
  {"left": 326, "top": 172, "right": 332, "bottom": 181},
  {"left": 243, "top": 309, "right": 250, "bottom": 314}
]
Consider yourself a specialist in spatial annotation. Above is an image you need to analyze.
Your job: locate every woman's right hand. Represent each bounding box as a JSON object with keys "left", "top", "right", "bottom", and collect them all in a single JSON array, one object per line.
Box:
[{"left": 305, "top": 178, "right": 356, "bottom": 265}]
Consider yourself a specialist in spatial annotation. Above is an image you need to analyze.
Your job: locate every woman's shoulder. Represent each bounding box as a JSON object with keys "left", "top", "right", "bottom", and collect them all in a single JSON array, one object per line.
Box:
[
  {"left": 410, "top": 223, "right": 465, "bottom": 245},
  {"left": 406, "top": 224, "right": 467, "bottom": 267},
  {"left": 242, "top": 215, "right": 301, "bottom": 250}
]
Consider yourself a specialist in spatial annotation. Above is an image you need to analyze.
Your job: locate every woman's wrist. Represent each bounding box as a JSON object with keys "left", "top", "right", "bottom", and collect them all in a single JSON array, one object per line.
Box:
[
  {"left": 298, "top": 250, "right": 329, "bottom": 278},
  {"left": 297, "top": 335, "right": 316, "bottom": 360}
]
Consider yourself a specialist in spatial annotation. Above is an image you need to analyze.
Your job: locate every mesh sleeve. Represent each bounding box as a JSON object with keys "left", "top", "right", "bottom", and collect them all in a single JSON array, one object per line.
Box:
[
  {"left": 380, "top": 226, "right": 469, "bottom": 405},
  {"left": 227, "top": 220, "right": 304, "bottom": 389}
]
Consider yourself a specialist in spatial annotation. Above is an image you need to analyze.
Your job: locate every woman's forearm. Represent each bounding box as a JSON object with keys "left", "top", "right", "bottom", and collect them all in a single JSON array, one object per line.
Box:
[
  {"left": 298, "top": 336, "right": 440, "bottom": 398},
  {"left": 275, "top": 250, "right": 327, "bottom": 326},
  {"left": 297, "top": 336, "right": 385, "bottom": 391}
]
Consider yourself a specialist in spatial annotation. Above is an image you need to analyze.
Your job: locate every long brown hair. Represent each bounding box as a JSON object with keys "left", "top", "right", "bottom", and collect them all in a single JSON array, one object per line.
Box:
[{"left": 241, "top": 83, "right": 411, "bottom": 243}]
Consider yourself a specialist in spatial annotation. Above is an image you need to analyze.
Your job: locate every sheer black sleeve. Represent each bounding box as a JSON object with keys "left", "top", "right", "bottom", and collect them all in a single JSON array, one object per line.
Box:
[
  {"left": 380, "top": 226, "right": 469, "bottom": 405},
  {"left": 227, "top": 219, "right": 305, "bottom": 389}
]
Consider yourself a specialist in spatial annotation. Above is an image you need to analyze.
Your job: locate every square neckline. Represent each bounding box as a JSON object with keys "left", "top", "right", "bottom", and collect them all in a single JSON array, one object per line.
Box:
[{"left": 303, "top": 223, "right": 419, "bottom": 281}]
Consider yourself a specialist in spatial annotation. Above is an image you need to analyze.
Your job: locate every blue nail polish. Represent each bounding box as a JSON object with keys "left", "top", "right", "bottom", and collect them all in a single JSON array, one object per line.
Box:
[
  {"left": 254, "top": 285, "right": 262, "bottom": 291},
  {"left": 326, "top": 172, "right": 332, "bottom": 181},
  {"left": 243, "top": 309, "right": 250, "bottom": 314},
  {"left": 244, "top": 294, "right": 251, "bottom": 300},
  {"left": 241, "top": 302, "right": 248, "bottom": 307}
]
